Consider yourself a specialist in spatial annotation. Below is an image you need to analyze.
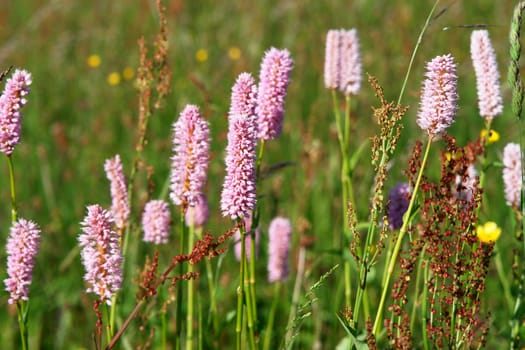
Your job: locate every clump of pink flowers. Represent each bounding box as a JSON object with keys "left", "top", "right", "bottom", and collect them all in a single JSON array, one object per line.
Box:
[
  {"left": 4, "top": 219, "right": 41, "bottom": 304},
  {"left": 416, "top": 54, "right": 458, "bottom": 138},
  {"left": 502, "top": 143, "right": 522, "bottom": 208},
  {"left": 0, "top": 69, "right": 32, "bottom": 156},
  {"left": 78, "top": 205, "right": 123, "bottom": 305},
  {"left": 104, "top": 154, "right": 130, "bottom": 231},
  {"left": 256, "top": 48, "right": 294, "bottom": 140},
  {"left": 142, "top": 200, "right": 171, "bottom": 244},
  {"left": 170, "top": 104, "right": 211, "bottom": 208},
  {"left": 267, "top": 217, "right": 292, "bottom": 283}
]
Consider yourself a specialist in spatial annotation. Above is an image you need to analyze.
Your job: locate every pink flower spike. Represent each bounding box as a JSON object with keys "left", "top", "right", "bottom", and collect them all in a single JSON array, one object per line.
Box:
[
  {"left": 416, "top": 54, "right": 458, "bottom": 138},
  {"left": 339, "top": 29, "right": 362, "bottom": 95},
  {"left": 503, "top": 143, "right": 522, "bottom": 208},
  {"left": 229, "top": 72, "right": 258, "bottom": 121},
  {"left": 142, "top": 200, "right": 171, "bottom": 244},
  {"left": 104, "top": 154, "right": 130, "bottom": 231},
  {"left": 470, "top": 30, "right": 503, "bottom": 120},
  {"left": 4, "top": 219, "right": 41, "bottom": 304},
  {"left": 0, "top": 69, "right": 32, "bottom": 156},
  {"left": 256, "top": 48, "right": 294, "bottom": 140},
  {"left": 170, "top": 105, "right": 211, "bottom": 208},
  {"left": 267, "top": 217, "right": 292, "bottom": 283},
  {"left": 79, "top": 205, "right": 123, "bottom": 305},
  {"left": 185, "top": 193, "right": 209, "bottom": 228},
  {"left": 324, "top": 30, "right": 340, "bottom": 89}
]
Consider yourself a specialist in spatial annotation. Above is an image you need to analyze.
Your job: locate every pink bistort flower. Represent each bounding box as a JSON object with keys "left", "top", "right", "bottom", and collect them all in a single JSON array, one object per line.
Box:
[
  {"left": 229, "top": 72, "right": 258, "bottom": 120},
  {"left": 324, "top": 30, "right": 340, "bottom": 89},
  {"left": 142, "top": 200, "right": 171, "bottom": 244},
  {"left": 503, "top": 143, "right": 522, "bottom": 208},
  {"left": 170, "top": 104, "right": 211, "bottom": 208},
  {"left": 79, "top": 205, "right": 123, "bottom": 305},
  {"left": 256, "top": 48, "right": 293, "bottom": 140},
  {"left": 0, "top": 69, "right": 32, "bottom": 156},
  {"left": 339, "top": 29, "right": 362, "bottom": 95},
  {"left": 268, "top": 217, "right": 292, "bottom": 283},
  {"left": 416, "top": 54, "right": 458, "bottom": 138},
  {"left": 104, "top": 154, "right": 130, "bottom": 231},
  {"left": 470, "top": 30, "right": 503, "bottom": 120},
  {"left": 4, "top": 219, "right": 41, "bottom": 304}
]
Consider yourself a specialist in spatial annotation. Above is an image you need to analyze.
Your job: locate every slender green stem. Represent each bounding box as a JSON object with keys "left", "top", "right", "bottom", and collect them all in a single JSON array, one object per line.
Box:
[
  {"left": 263, "top": 282, "right": 281, "bottom": 350},
  {"left": 284, "top": 245, "right": 306, "bottom": 346},
  {"left": 196, "top": 226, "right": 218, "bottom": 333},
  {"left": 236, "top": 221, "right": 246, "bottom": 350},
  {"left": 243, "top": 255, "right": 257, "bottom": 350},
  {"left": 175, "top": 208, "right": 185, "bottom": 350},
  {"left": 373, "top": 136, "right": 433, "bottom": 336},
  {"left": 16, "top": 301, "right": 27, "bottom": 350},
  {"left": 187, "top": 210, "right": 195, "bottom": 350},
  {"left": 7, "top": 155, "right": 17, "bottom": 222},
  {"left": 161, "top": 304, "right": 167, "bottom": 350},
  {"left": 493, "top": 243, "right": 514, "bottom": 311},
  {"left": 104, "top": 304, "right": 112, "bottom": 345},
  {"left": 248, "top": 227, "right": 258, "bottom": 334},
  {"left": 410, "top": 246, "right": 426, "bottom": 331},
  {"left": 422, "top": 261, "right": 430, "bottom": 350}
]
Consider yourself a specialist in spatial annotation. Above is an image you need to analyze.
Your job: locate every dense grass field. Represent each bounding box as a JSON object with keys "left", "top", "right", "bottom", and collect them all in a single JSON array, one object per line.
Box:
[{"left": 0, "top": 0, "right": 523, "bottom": 349}]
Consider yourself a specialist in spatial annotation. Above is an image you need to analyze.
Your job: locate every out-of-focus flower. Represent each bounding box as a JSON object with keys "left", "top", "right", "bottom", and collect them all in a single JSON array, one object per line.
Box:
[
  {"left": 221, "top": 75, "right": 258, "bottom": 220},
  {"left": 416, "top": 54, "right": 458, "bottom": 138},
  {"left": 476, "top": 221, "right": 501, "bottom": 243},
  {"left": 480, "top": 128, "right": 499, "bottom": 144},
  {"left": 234, "top": 214, "right": 260, "bottom": 262},
  {"left": 107, "top": 72, "right": 121, "bottom": 86},
  {"left": 4, "top": 219, "right": 41, "bottom": 304},
  {"left": 104, "top": 154, "right": 129, "bottom": 231},
  {"left": 196, "top": 49, "right": 208, "bottom": 62},
  {"left": 387, "top": 183, "right": 411, "bottom": 230},
  {"left": 455, "top": 164, "right": 478, "bottom": 203},
  {"left": 324, "top": 30, "right": 340, "bottom": 89},
  {"left": 122, "top": 67, "right": 134, "bottom": 80},
  {"left": 268, "top": 217, "right": 292, "bottom": 283},
  {"left": 170, "top": 105, "right": 210, "bottom": 208},
  {"left": 0, "top": 69, "right": 32, "bottom": 156},
  {"left": 502, "top": 143, "right": 522, "bottom": 208},
  {"left": 470, "top": 30, "right": 503, "bottom": 120},
  {"left": 185, "top": 193, "right": 209, "bottom": 228},
  {"left": 256, "top": 47, "right": 293, "bottom": 140},
  {"left": 142, "top": 200, "right": 171, "bottom": 244},
  {"left": 87, "top": 54, "right": 101, "bottom": 68},
  {"left": 228, "top": 47, "right": 242, "bottom": 60},
  {"left": 79, "top": 205, "right": 123, "bottom": 305}
]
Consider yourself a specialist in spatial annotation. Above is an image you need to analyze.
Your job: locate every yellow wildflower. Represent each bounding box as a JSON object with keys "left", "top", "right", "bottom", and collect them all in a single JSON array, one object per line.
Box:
[
  {"left": 87, "top": 54, "right": 101, "bottom": 68},
  {"left": 122, "top": 67, "right": 134, "bottom": 80},
  {"left": 228, "top": 47, "right": 241, "bottom": 61},
  {"left": 476, "top": 222, "right": 501, "bottom": 243},
  {"left": 196, "top": 49, "right": 208, "bottom": 62},
  {"left": 480, "top": 129, "right": 500, "bottom": 144},
  {"left": 107, "top": 72, "right": 121, "bottom": 86}
]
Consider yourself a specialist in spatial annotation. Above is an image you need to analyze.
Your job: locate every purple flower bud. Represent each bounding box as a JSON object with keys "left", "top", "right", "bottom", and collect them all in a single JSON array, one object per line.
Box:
[
  {"left": 470, "top": 30, "right": 503, "bottom": 120},
  {"left": 0, "top": 69, "right": 31, "bottom": 156},
  {"left": 170, "top": 105, "right": 211, "bottom": 208},
  {"left": 267, "top": 217, "right": 292, "bottom": 283},
  {"left": 221, "top": 77, "right": 258, "bottom": 220},
  {"left": 387, "top": 183, "right": 411, "bottom": 230},
  {"left": 79, "top": 205, "right": 123, "bottom": 305},
  {"left": 104, "top": 154, "right": 130, "bottom": 231},
  {"left": 324, "top": 30, "right": 340, "bottom": 89},
  {"left": 185, "top": 193, "right": 209, "bottom": 228},
  {"left": 503, "top": 143, "right": 522, "bottom": 208},
  {"left": 229, "top": 72, "right": 258, "bottom": 120},
  {"left": 234, "top": 214, "right": 260, "bottom": 262},
  {"left": 256, "top": 48, "right": 293, "bottom": 140},
  {"left": 339, "top": 29, "right": 362, "bottom": 95},
  {"left": 4, "top": 219, "right": 41, "bottom": 304},
  {"left": 142, "top": 200, "right": 171, "bottom": 244},
  {"left": 416, "top": 54, "right": 458, "bottom": 137}
]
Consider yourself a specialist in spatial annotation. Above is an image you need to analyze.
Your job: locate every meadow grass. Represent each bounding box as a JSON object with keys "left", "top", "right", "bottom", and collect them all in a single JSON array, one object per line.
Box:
[{"left": 0, "top": 0, "right": 522, "bottom": 348}]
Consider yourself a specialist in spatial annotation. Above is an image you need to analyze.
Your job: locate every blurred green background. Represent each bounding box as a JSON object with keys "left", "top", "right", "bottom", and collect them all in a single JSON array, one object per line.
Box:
[{"left": 0, "top": 0, "right": 520, "bottom": 348}]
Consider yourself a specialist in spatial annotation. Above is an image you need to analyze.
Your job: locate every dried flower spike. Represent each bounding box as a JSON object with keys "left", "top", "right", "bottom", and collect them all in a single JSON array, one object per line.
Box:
[
  {"left": 4, "top": 219, "right": 41, "bottom": 304},
  {"left": 387, "top": 183, "right": 411, "bottom": 230},
  {"left": 104, "top": 154, "right": 130, "bottom": 231},
  {"left": 221, "top": 76, "right": 258, "bottom": 220},
  {"left": 170, "top": 104, "right": 211, "bottom": 208},
  {"left": 142, "top": 200, "right": 171, "bottom": 244},
  {"left": 256, "top": 48, "right": 293, "bottom": 140},
  {"left": 79, "top": 205, "right": 123, "bottom": 305},
  {"left": 470, "top": 30, "right": 503, "bottom": 120},
  {"left": 416, "top": 54, "right": 458, "bottom": 138},
  {"left": 0, "top": 69, "right": 32, "bottom": 156},
  {"left": 502, "top": 142, "right": 522, "bottom": 208},
  {"left": 185, "top": 193, "right": 209, "bottom": 228},
  {"left": 268, "top": 217, "right": 292, "bottom": 283}
]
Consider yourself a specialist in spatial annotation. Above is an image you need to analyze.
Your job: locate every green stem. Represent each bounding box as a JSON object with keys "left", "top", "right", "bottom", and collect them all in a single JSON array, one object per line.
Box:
[
  {"left": 493, "top": 242, "right": 514, "bottom": 311},
  {"left": 187, "top": 211, "right": 195, "bottom": 350},
  {"left": 176, "top": 208, "right": 185, "bottom": 350},
  {"left": 7, "top": 155, "right": 17, "bottom": 222},
  {"left": 422, "top": 261, "right": 430, "bottom": 350},
  {"left": 248, "top": 227, "right": 258, "bottom": 335},
  {"left": 263, "top": 282, "right": 281, "bottom": 350},
  {"left": 16, "top": 301, "right": 28, "bottom": 350},
  {"left": 410, "top": 246, "right": 426, "bottom": 331},
  {"left": 197, "top": 226, "right": 218, "bottom": 333},
  {"left": 236, "top": 221, "right": 246, "bottom": 350},
  {"left": 373, "top": 136, "right": 433, "bottom": 336}
]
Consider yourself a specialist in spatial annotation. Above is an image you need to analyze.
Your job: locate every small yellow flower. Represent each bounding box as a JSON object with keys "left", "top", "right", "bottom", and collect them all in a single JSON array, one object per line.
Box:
[
  {"left": 445, "top": 152, "right": 452, "bottom": 162},
  {"left": 107, "top": 72, "right": 121, "bottom": 86},
  {"left": 480, "top": 129, "right": 500, "bottom": 144},
  {"left": 476, "top": 221, "right": 502, "bottom": 243},
  {"left": 196, "top": 49, "right": 208, "bottom": 62},
  {"left": 122, "top": 67, "right": 134, "bottom": 80},
  {"left": 87, "top": 54, "right": 101, "bottom": 68},
  {"left": 228, "top": 46, "right": 241, "bottom": 61}
]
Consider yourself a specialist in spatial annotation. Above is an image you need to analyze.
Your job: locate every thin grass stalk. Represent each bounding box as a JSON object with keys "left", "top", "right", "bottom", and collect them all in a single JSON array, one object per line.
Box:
[
  {"left": 196, "top": 225, "right": 218, "bottom": 333},
  {"left": 243, "top": 254, "right": 257, "bottom": 350},
  {"left": 284, "top": 245, "right": 306, "bottom": 346},
  {"left": 263, "top": 282, "right": 281, "bottom": 350},
  {"left": 7, "top": 156, "right": 17, "bottom": 222},
  {"left": 176, "top": 208, "right": 185, "bottom": 350},
  {"left": 236, "top": 220, "right": 246, "bottom": 350},
  {"left": 493, "top": 243, "right": 514, "bottom": 311},
  {"left": 410, "top": 247, "right": 426, "bottom": 331},
  {"left": 422, "top": 261, "right": 430, "bottom": 350},
  {"left": 373, "top": 136, "right": 433, "bottom": 336},
  {"left": 186, "top": 218, "right": 195, "bottom": 350},
  {"left": 248, "top": 228, "right": 258, "bottom": 333}
]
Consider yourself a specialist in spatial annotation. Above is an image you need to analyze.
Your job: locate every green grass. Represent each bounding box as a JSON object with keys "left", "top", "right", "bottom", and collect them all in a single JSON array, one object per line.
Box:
[{"left": 0, "top": 0, "right": 522, "bottom": 348}]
